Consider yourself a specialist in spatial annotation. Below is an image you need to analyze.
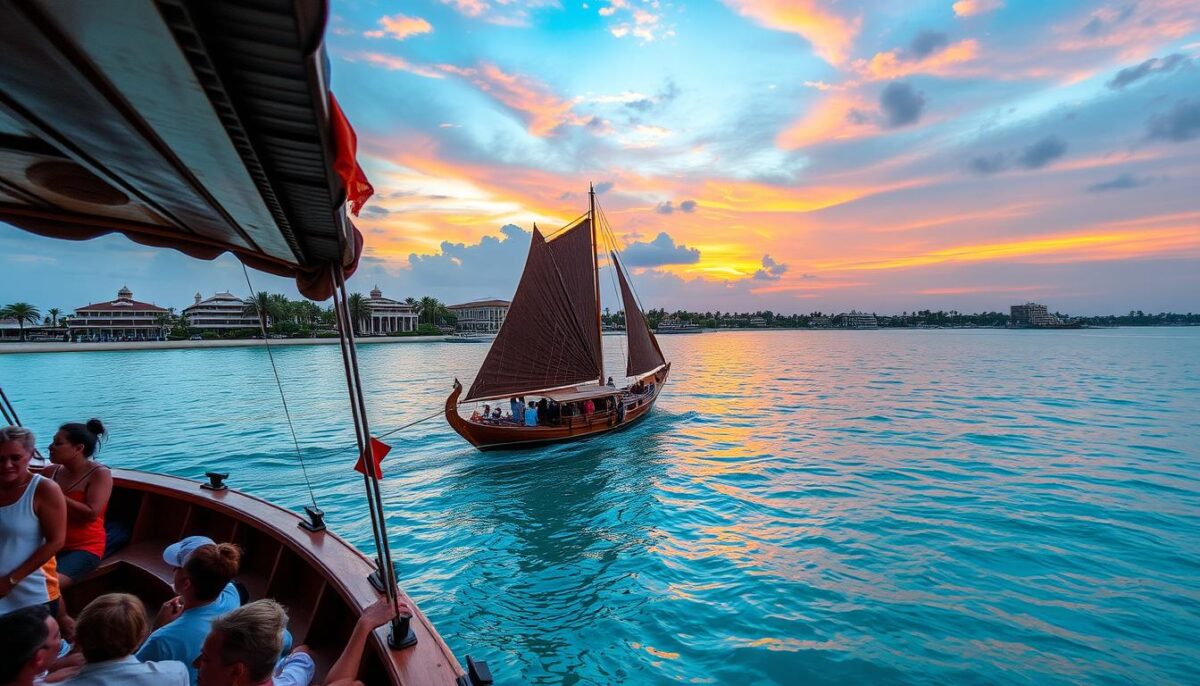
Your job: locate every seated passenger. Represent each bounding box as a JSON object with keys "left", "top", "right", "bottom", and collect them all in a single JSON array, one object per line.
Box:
[
  {"left": 136, "top": 537, "right": 243, "bottom": 684},
  {"left": 46, "top": 419, "right": 112, "bottom": 587},
  {"left": 195, "top": 599, "right": 313, "bottom": 686},
  {"left": 491, "top": 407, "right": 502, "bottom": 420},
  {"left": 63, "top": 593, "right": 188, "bottom": 685},
  {"left": 481, "top": 405, "right": 491, "bottom": 422},
  {"left": 0, "top": 426, "right": 66, "bottom": 615},
  {"left": 0, "top": 604, "right": 59, "bottom": 686},
  {"left": 606, "top": 376, "right": 615, "bottom": 387},
  {"left": 525, "top": 401, "right": 538, "bottom": 427},
  {"left": 584, "top": 399, "right": 595, "bottom": 417}
]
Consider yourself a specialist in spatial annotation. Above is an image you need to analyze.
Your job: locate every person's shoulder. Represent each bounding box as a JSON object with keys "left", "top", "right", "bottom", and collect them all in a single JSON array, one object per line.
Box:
[{"left": 35, "top": 473, "right": 64, "bottom": 499}]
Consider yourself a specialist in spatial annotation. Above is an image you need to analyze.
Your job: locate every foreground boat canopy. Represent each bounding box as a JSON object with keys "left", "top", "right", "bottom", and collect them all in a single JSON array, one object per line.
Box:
[{"left": 0, "top": 0, "right": 365, "bottom": 300}]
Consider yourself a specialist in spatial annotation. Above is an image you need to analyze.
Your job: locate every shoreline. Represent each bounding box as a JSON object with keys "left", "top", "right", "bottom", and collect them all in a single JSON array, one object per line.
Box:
[{"left": 0, "top": 335, "right": 447, "bottom": 354}]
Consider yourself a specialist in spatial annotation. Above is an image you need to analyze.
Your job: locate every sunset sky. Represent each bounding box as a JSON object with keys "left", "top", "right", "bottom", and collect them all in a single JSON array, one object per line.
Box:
[{"left": 2, "top": 0, "right": 1199, "bottom": 314}]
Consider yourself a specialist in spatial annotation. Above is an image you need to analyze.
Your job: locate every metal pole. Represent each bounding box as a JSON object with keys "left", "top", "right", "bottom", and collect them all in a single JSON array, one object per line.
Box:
[
  {"left": 328, "top": 267, "right": 387, "bottom": 578},
  {"left": 330, "top": 266, "right": 411, "bottom": 646}
]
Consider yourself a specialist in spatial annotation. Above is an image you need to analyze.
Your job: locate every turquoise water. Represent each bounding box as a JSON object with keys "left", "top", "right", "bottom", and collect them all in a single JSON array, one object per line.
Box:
[{"left": 2, "top": 329, "right": 1199, "bottom": 684}]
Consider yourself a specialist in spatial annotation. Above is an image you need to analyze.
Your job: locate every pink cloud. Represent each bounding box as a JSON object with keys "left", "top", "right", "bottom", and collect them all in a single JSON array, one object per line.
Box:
[
  {"left": 719, "top": 0, "right": 861, "bottom": 65},
  {"left": 365, "top": 14, "right": 433, "bottom": 40},
  {"left": 953, "top": 0, "right": 1004, "bottom": 18}
]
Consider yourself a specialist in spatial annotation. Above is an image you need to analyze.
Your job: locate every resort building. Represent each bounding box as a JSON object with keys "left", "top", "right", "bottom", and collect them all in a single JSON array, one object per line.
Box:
[
  {"left": 364, "top": 286, "right": 418, "bottom": 334},
  {"left": 809, "top": 316, "right": 832, "bottom": 328},
  {"left": 448, "top": 298, "right": 510, "bottom": 333},
  {"left": 1010, "top": 302, "right": 1064, "bottom": 328},
  {"left": 183, "top": 291, "right": 259, "bottom": 332},
  {"left": 69, "top": 286, "right": 169, "bottom": 341},
  {"left": 834, "top": 311, "right": 879, "bottom": 329},
  {"left": 749, "top": 316, "right": 768, "bottom": 327}
]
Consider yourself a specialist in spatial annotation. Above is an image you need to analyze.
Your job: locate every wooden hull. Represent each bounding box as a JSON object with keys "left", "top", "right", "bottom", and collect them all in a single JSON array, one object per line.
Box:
[
  {"left": 446, "top": 364, "right": 670, "bottom": 451},
  {"left": 64, "top": 469, "right": 464, "bottom": 685}
]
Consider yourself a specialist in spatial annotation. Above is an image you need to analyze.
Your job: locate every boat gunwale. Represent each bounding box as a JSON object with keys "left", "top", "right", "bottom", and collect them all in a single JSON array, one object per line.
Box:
[{"left": 107, "top": 467, "right": 465, "bottom": 683}]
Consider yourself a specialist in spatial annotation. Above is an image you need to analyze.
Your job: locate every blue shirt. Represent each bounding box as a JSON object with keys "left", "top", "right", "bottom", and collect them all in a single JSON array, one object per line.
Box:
[
  {"left": 136, "top": 583, "right": 240, "bottom": 685},
  {"left": 525, "top": 407, "right": 538, "bottom": 426},
  {"left": 135, "top": 583, "right": 294, "bottom": 686}
]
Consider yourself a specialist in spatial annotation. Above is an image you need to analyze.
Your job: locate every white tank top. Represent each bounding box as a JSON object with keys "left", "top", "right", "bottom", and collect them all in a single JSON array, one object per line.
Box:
[{"left": 0, "top": 473, "right": 50, "bottom": 612}]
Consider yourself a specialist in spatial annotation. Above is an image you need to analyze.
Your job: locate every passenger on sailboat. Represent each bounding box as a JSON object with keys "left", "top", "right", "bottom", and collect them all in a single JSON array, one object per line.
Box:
[
  {"left": 525, "top": 402, "right": 539, "bottom": 427},
  {"left": 0, "top": 603, "right": 60, "bottom": 686},
  {"left": 195, "top": 599, "right": 312, "bottom": 686},
  {"left": 135, "top": 537, "right": 248, "bottom": 683},
  {"left": 607, "top": 377, "right": 615, "bottom": 387},
  {"left": 0, "top": 426, "right": 66, "bottom": 616},
  {"left": 45, "top": 419, "right": 111, "bottom": 587},
  {"left": 63, "top": 593, "right": 189, "bottom": 685}
]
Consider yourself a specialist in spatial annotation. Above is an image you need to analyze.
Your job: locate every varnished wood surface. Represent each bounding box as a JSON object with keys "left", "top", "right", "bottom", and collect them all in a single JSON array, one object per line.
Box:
[{"left": 74, "top": 469, "right": 465, "bottom": 685}]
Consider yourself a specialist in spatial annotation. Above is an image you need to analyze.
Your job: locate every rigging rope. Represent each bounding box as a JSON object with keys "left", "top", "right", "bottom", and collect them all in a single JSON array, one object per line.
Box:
[{"left": 240, "top": 264, "right": 318, "bottom": 509}]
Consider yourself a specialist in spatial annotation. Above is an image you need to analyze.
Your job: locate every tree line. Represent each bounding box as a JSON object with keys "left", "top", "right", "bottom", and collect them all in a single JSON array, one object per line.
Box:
[
  {"left": 600, "top": 308, "right": 1200, "bottom": 329},
  {"left": 0, "top": 294, "right": 460, "bottom": 341}
]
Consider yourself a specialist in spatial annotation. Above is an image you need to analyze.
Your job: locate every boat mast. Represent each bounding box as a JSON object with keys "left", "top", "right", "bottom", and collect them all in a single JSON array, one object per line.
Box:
[{"left": 590, "top": 183, "right": 604, "bottom": 385}]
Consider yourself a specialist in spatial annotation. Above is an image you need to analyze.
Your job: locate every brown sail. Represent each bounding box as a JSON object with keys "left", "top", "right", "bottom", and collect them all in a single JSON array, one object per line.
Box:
[
  {"left": 613, "top": 252, "right": 666, "bottom": 377},
  {"left": 464, "top": 220, "right": 602, "bottom": 401}
]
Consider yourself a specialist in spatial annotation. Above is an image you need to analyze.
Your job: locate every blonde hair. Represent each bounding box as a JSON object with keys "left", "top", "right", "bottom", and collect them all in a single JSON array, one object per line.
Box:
[
  {"left": 0, "top": 425, "right": 35, "bottom": 454},
  {"left": 76, "top": 593, "right": 149, "bottom": 662},
  {"left": 211, "top": 599, "right": 288, "bottom": 681}
]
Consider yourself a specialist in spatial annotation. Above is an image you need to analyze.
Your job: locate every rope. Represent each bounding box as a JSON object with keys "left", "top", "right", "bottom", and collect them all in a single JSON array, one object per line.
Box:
[{"left": 240, "top": 264, "right": 318, "bottom": 509}]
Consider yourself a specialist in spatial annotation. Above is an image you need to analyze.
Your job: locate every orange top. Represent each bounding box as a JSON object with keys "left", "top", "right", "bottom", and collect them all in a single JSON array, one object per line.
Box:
[{"left": 51, "top": 465, "right": 108, "bottom": 557}]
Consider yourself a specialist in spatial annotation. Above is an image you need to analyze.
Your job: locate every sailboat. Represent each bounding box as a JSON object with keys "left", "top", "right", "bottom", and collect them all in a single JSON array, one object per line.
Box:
[{"left": 445, "top": 187, "right": 671, "bottom": 450}]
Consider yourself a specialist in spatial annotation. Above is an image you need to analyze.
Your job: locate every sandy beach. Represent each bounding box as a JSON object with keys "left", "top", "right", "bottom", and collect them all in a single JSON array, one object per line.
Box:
[{"left": 0, "top": 335, "right": 446, "bottom": 354}]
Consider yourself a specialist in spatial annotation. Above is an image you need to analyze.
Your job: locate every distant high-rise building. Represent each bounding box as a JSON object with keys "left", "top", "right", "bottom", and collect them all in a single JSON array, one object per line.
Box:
[{"left": 1010, "top": 302, "right": 1063, "bottom": 328}]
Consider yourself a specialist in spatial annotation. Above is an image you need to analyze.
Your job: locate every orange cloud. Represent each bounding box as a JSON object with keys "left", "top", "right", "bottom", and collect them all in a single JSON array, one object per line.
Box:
[
  {"left": 439, "top": 63, "right": 592, "bottom": 136},
  {"left": 719, "top": 0, "right": 861, "bottom": 65},
  {"left": 817, "top": 215, "right": 1200, "bottom": 272},
  {"left": 953, "top": 0, "right": 1004, "bottom": 18},
  {"left": 776, "top": 93, "right": 877, "bottom": 150},
  {"left": 365, "top": 14, "right": 433, "bottom": 40},
  {"left": 697, "top": 177, "right": 929, "bottom": 214},
  {"left": 854, "top": 39, "right": 981, "bottom": 80}
]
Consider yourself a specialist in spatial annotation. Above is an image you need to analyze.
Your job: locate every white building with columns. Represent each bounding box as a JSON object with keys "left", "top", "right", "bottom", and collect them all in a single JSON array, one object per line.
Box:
[{"left": 365, "top": 286, "right": 417, "bottom": 334}]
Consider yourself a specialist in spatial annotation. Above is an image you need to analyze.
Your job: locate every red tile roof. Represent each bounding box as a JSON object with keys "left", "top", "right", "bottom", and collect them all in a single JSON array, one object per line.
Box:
[{"left": 75, "top": 299, "right": 168, "bottom": 312}]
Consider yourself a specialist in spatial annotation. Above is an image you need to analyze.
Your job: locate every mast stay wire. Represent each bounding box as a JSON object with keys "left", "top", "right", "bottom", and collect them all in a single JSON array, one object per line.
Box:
[{"left": 240, "top": 263, "right": 319, "bottom": 509}]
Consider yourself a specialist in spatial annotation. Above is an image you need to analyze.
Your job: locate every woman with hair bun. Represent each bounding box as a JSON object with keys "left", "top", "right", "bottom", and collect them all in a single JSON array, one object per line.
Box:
[
  {"left": 46, "top": 419, "right": 112, "bottom": 586},
  {"left": 136, "top": 537, "right": 247, "bottom": 684}
]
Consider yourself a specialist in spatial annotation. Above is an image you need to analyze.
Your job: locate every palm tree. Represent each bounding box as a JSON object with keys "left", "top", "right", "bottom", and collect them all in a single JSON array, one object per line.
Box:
[
  {"left": 1, "top": 302, "right": 41, "bottom": 341},
  {"left": 418, "top": 296, "right": 442, "bottom": 325},
  {"left": 243, "top": 291, "right": 272, "bottom": 330},
  {"left": 347, "top": 292, "right": 370, "bottom": 333},
  {"left": 46, "top": 308, "right": 61, "bottom": 328},
  {"left": 154, "top": 308, "right": 175, "bottom": 339}
]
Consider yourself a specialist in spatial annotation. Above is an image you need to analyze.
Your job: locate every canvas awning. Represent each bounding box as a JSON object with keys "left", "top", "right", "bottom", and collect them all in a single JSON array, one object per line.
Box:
[{"left": 0, "top": 0, "right": 369, "bottom": 300}]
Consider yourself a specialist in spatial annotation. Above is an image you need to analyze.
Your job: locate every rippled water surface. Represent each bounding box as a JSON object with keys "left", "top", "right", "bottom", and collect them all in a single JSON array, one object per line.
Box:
[{"left": 3, "top": 329, "right": 1199, "bottom": 684}]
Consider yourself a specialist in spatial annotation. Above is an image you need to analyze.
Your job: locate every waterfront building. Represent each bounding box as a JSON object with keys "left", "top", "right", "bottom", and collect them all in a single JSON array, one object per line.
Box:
[
  {"left": 810, "top": 316, "right": 833, "bottom": 328},
  {"left": 69, "top": 286, "right": 168, "bottom": 341},
  {"left": 749, "top": 316, "right": 767, "bottom": 327},
  {"left": 183, "top": 291, "right": 259, "bottom": 331},
  {"left": 365, "top": 286, "right": 418, "bottom": 334},
  {"left": 448, "top": 298, "right": 510, "bottom": 333},
  {"left": 834, "top": 311, "right": 879, "bottom": 329},
  {"left": 1010, "top": 302, "right": 1064, "bottom": 328}
]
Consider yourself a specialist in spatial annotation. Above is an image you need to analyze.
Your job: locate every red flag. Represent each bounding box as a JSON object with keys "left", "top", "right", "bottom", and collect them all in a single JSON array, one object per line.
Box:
[
  {"left": 353, "top": 437, "right": 391, "bottom": 479},
  {"left": 329, "top": 92, "right": 374, "bottom": 216}
]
